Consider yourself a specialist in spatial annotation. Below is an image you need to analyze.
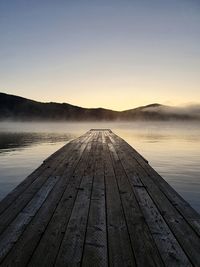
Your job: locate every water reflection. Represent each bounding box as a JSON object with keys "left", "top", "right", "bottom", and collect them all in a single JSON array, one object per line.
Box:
[
  {"left": 114, "top": 124, "right": 200, "bottom": 213},
  {"left": 0, "top": 132, "right": 75, "bottom": 153},
  {"left": 0, "top": 128, "right": 78, "bottom": 199},
  {"left": 0, "top": 121, "right": 200, "bottom": 213}
]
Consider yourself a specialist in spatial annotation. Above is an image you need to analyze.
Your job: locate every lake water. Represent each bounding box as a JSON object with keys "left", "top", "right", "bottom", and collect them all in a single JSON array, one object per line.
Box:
[{"left": 0, "top": 121, "right": 200, "bottom": 213}]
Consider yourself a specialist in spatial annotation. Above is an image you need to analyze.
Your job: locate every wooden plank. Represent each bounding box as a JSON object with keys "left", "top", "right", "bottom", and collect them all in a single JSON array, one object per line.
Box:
[
  {"left": 90, "top": 129, "right": 111, "bottom": 132},
  {"left": 102, "top": 132, "right": 136, "bottom": 267},
  {"left": 1, "top": 132, "right": 95, "bottom": 266},
  {"left": 108, "top": 133, "right": 200, "bottom": 266},
  {"left": 111, "top": 133, "right": 200, "bottom": 236},
  {"left": 107, "top": 132, "right": 192, "bottom": 267},
  {"left": 104, "top": 132, "right": 164, "bottom": 267},
  {"left": 26, "top": 132, "right": 98, "bottom": 267},
  {"left": 141, "top": 164, "right": 200, "bottom": 235},
  {"left": 0, "top": 148, "right": 69, "bottom": 233},
  {"left": 0, "top": 175, "right": 59, "bottom": 261},
  {"left": 81, "top": 133, "right": 108, "bottom": 267},
  {"left": 0, "top": 133, "right": 91, "bottom": 235},
  {"left": 109, "top": 132, "right": 200, "bottom": 266},
  {"left": 0, "top": 129, "right": 199, "bottom": 267},
  {"left": 0, "top": 133, "right": 88, "bottom": 216},
  {"left": 132, "top": 187, "right": 192, "bottom": 267},
  {"left": 53, "top": 133, "right": 99, "bottom": 267}
]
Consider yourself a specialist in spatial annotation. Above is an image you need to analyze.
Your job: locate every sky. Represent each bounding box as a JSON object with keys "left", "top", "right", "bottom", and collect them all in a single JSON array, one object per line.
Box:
[{"left": 0, "top": 0, "right": 200, "bottom": 110}]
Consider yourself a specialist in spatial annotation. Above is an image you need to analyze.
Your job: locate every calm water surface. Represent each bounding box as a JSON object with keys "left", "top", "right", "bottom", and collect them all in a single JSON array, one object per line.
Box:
[{"left": 0, "top": 121, "right": 200, "bottom": 213}]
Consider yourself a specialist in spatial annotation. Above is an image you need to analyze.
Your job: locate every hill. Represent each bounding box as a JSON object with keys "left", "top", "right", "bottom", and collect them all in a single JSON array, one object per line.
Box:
[
  {"left": 0, "top": 93, "right": 119, "bottom": 121},
  {"left": 0, "top": 92, "right": 200, "bottom": 121}
]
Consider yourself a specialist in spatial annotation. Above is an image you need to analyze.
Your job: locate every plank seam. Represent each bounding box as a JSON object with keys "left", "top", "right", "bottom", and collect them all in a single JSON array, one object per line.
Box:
[
  {"left": 79, "top": 134, "right": 100, "bottom": 266},
  {"left": 52, "top": 132, "right": 99, "bottom": 266},
  {"left": 113, "top": 134, "right": 200, "bottom": 264},
  {"left": 105, "top": 134, "right": 165, "bottom": 266},
  {"left": 0, "top": 138, "right": 74, "bottom": 215},
  {"left": 26, "top": 133, "right": 95, "bottom": 266},
  {"left": 102, "top": 131, "right": 110, "bottom": 267},
  {"left": 104, "top": 133, "right": 137, "bottom": 266},
  {"left": 109, "top": 133, "right": 195, "bottom": 266},
  {"left": 0, "top": 132, "right": 93, "bottom": 265}
]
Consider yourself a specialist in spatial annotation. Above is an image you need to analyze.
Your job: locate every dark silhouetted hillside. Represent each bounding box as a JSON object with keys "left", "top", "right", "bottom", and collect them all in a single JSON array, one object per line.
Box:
[
  {"left": 0, "top": 92, "right": 200, "bottom": 121},
  {"left": 0, "top": 93, "right": 119, "bottom": 121}
]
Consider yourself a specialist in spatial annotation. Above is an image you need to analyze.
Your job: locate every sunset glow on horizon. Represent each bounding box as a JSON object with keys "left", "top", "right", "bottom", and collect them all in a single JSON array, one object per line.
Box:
[{"left": 0, "top": 0, "right": 200, "bottom": 110}]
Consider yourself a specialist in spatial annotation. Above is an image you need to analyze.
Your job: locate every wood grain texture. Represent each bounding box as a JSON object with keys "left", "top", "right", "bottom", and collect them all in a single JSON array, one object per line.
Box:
[
  {"left": 81, "top": 133, "right": 108, "bottom": 267},
  {"left": 0, "top": 129, "right": 199, "bottom": 267},
  {"left": 105, "top": 133, "right": 164, "bottom": 267},
  {"left": 103, "top": 133, "right": 136, "bottom": 267},
  {"left": 1, "top": 132, "right": 94, "bottom": 266},
  {"left": 108, "top": 132, "right": 200, "bottom": 266}
]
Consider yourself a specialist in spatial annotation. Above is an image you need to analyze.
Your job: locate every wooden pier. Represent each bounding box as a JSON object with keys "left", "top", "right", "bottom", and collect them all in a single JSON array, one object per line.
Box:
[{"left": 0, "top": 129, "right": 200, "bottom": 267}]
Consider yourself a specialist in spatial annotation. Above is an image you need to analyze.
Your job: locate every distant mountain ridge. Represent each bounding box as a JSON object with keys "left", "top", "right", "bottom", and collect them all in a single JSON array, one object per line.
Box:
[{"left": 0, "top": 92, "right": 200, "bottom": 121}]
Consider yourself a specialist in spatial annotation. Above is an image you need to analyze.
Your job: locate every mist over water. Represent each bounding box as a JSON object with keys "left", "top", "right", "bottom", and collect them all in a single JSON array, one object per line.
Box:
[{"left": 0, "top": 121, "right": 200, "bottom": 213}]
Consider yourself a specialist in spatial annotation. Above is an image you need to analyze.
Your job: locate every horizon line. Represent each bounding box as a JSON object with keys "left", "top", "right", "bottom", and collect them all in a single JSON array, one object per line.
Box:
[{"left": 1, "top": 91, "right": 200, "bottom": 111}]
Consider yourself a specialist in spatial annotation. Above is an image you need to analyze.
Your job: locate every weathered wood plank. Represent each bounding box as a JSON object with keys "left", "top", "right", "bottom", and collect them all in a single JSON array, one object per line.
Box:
[
  {"left": 27, "top": 133, "right": 98, "bottom": 267},
  {"left": 0, "top": 138, "right": 85, "bottom": 235},
  {"left": 82, "top": 133, "right": 108, "bottom": 267},
  {"left": 111, "top": 133, "right": 200, "bottom": 236},
  {"left": 104, "top": 132, "right": 164, "bottom": 267},
  {"left": 0, "top": 132, "right": 89, "bottom": 216},
  {"left": 103, "top": 132, "right": 136, "bottom": 267},
  {"left": 109, "top": 132, "right": 200, "bottom": 266},
  {"left": 54, "top": 133, "right": 99, "bottom": 267},
  {"left": 0, "top": 175, "right": 59, "bottom": 261},
  {"left": 0, "top": 133, "right": 92, "bottom": 234},
  {"left": 0, "top": 129, "right": 199, "bottom": 267},
  {"left": 0, "top": 132, "right": 94, "bottom": 266}
]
